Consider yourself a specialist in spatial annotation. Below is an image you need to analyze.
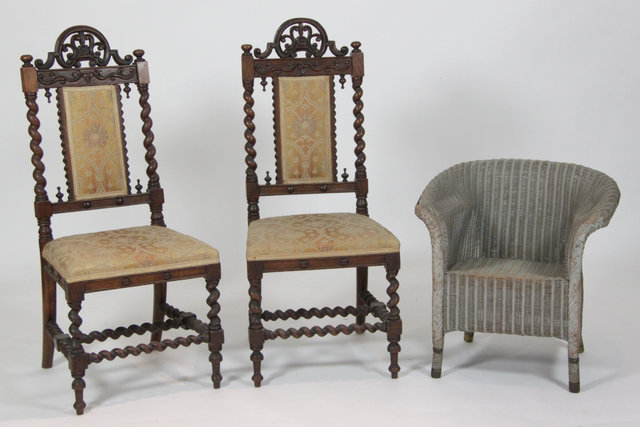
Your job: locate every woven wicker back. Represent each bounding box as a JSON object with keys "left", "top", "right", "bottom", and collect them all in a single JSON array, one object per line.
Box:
[{"left": 435, "top": 159, "right": 610, "bottom": 265}]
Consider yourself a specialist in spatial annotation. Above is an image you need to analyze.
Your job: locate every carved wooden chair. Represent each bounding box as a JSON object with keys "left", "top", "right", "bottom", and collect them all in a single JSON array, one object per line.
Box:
[
  {"left": 20, "top": 26, "right": 223, "bottom": 414},
  {"left": 415, "top": 159, "right": 620, "bottom": 392},
  {"left": 241, "top": 18, "right": 401, "bottom": 386}
]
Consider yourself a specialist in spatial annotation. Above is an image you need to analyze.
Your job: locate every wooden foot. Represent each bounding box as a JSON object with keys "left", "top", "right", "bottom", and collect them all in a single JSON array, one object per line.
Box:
[
  {"left": 71, "top": 375, "right": 86, "bottom": 415},
  {"left": 210, "top": 350, "right": 223, "bottom": 389},
  {"left": 387, "top": 341, "right": 400, "bottom": 378},
  {"left": 42, "top": 328, "right": 54, "bottom": 369},
  {"left": 250, "top": 350, "right": 264, "bottom": 387}
]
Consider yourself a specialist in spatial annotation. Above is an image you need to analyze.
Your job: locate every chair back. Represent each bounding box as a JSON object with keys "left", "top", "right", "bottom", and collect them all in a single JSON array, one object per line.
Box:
[
  {"left": 20, "top": 26, "right": 165, "bottom": 249},
  {"left": 242, "top": 18, "right": 368, "bottom": 223}
]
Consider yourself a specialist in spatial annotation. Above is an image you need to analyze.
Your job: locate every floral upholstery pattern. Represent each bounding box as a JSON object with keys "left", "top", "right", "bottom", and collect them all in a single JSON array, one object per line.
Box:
[
  {"left": 247, "top": 213, "right": 400, "bottom": 261},
  {"left": 278, "top": 76, "right": 333, "bottom": 184},
  {"left": 61, "top": 85, "right": 128, "bottom": 200},
  {"left": 42, "top": 226, "right": 219, "bottom": 283}
]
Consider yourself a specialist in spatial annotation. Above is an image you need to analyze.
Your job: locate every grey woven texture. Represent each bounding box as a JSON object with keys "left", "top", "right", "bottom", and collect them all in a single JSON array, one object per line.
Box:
[{"left": 415, "top": 159, "right": 619, "bottom": 389}]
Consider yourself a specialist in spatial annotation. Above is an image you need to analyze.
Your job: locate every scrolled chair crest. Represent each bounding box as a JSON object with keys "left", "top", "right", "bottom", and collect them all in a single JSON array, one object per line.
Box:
[
  {"left": 254, "top": 18, "right": 349, "bottom": 59},
  {"left": 34, "top": 25, "right": 133, "bottom": 70}
]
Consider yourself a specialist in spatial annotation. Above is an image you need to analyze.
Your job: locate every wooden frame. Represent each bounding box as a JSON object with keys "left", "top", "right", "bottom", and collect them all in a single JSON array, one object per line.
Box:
[
  {"left": 242, "top": 18, "right": 401, "bottom": 386},
  {"left": 20, "top": 26, "right": 223, "bottom": 415}
]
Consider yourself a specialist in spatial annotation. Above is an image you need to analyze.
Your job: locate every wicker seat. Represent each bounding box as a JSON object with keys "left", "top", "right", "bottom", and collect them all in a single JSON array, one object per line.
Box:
[{"left": 415, "top": 159, "right": 619, "bottom": 392}]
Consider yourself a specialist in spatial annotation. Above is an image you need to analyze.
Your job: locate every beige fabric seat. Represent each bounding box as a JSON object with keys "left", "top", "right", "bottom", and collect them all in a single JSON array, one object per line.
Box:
[
  {"left": 42, "top": 225, "right": 220, "bottom": 283},
  {"left": 247, "top": 212, "right": 400, "bottom": 261}
]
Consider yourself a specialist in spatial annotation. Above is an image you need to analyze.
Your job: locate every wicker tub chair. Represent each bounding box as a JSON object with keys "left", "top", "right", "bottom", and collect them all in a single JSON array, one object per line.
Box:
[{"left": 415, "top": 159, "right": 619, "bottom": 392}]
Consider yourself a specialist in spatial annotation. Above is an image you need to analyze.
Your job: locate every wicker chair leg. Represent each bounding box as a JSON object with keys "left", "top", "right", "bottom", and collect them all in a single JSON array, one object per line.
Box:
[
  {"left": 464, "top": 332, "right": 474, "bottom": 343},
  {"left": 151, "top": 282, "right": 167, "bottom": 343},
  {"left": 568, "top": 356, "right": 580, "bottom": 393},
  {"left": 568, "top": 335, "right": 580, "bottom": 392},
  {"left": 431, "top": 345, "right": 443, "bottom": 378},
  {"left": 42, "top": 271, "right": 56, "bottom": 369}
]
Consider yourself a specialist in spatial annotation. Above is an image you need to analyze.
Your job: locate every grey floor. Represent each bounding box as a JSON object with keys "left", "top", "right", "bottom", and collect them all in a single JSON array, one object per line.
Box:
[{"left": 1, "top": 258, "right": 638, "bottom": 426}]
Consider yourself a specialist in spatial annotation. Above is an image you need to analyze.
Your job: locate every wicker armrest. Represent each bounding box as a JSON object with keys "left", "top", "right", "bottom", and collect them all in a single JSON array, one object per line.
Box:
[
  {"left": 416, "top": 174, "right": 475, "bottom": 276},
  {"left": 565, "top": 176, "right": 620, "bottom": 281}
]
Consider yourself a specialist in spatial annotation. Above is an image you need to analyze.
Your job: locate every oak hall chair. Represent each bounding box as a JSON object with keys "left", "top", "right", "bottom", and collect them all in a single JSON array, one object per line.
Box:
[
  {"left": 20, "top": 26, "right": 223, "bottom": 414},
  {"left": 241, "top": 18, "right": 402, "bottom": 386},
  {"left": 415, "top": 159, "right": 620, "bottom": 392}
]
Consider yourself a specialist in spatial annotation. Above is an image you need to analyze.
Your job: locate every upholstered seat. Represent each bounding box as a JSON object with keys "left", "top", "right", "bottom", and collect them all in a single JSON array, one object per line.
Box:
[
  {"left": 247, "top": 213, "right": 400, "bottom": 261},
  {"left": 42, "top": 225, "right": 219, "bottom": 283}
]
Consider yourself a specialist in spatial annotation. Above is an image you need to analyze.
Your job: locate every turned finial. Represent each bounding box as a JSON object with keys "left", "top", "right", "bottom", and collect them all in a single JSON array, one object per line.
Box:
[
  {"left": 55, "top": 187, "right": 64, "bottom": 202},
  {"left": 351, "top": 41, "right": 361, "bottom": 53},
  {"left": 21, "top": 55, "right": 33, "bottom": 67},
  {"left": 133, "top": 49, "right": 145, "bottom": 61},
  {"left": 341, "top": 168, "right": 349, "bottom": 182},
  {"left": 241, "top": 44, "right": 253, "bottom": 54}
]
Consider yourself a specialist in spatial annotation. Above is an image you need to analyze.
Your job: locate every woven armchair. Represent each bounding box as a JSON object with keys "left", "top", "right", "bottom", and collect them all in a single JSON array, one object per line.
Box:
[{"left": 415, "top": 159, "right": 619, "bottom": 392}]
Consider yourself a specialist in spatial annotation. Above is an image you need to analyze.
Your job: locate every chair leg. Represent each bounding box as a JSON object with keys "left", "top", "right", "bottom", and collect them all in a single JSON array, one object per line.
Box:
[
  {"left": 248, "top": 266, "right": 264, "bottom": 387},
  {"left": 356, "top": 267, "right": 368, "bottom": 326},
  {"left": 151, "top": 282, "right": 167, "bottom": 343},
  {"left": 568, "top": 329, "right": 581, "bottom": 392},
  {"left": 384, "top": 255, "right": 401, "bottom": 379},
  {"left": 67, "top": 298, "right": 87, "bottom": 415},
  {"left": 205, "top": 267, "right": 223, "bottom": 388},
  {"left": 41, "top": 269, "right": 56, "bottom": 369},
  {"left": 568, "top": 355, "right": 580, "bottom": 393},
  {"left": 432, "top": 311, "right": 444, "bottom": 378},
  {"left": 464, "top": 332, "right": 474, "bottom": 343}
]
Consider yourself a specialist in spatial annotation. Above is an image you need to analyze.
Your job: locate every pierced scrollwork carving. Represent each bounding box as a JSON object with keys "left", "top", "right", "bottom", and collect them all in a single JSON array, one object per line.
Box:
[
  {"left": 254, "top": 18, "right": 348, "bottom": 59},
  {"left": 34, "top": 25, "right": 133, "bottom": 70}
]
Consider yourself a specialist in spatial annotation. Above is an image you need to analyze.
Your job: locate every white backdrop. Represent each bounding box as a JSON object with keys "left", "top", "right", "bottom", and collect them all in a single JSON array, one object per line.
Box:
[{"left": 1, "top": 1, "right": 639, "bottom": 425}]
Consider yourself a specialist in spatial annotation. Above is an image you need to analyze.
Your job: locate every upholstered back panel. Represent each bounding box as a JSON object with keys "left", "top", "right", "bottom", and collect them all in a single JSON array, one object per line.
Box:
[
  {"left": 437, "top": 160, "right": 602, "bottom": 265},
  {"left": 276, "top": 76, "right": 335, "bottom": 184},
  {"left": 60, "top": 85, "right": 129, "bottom": 201}
]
